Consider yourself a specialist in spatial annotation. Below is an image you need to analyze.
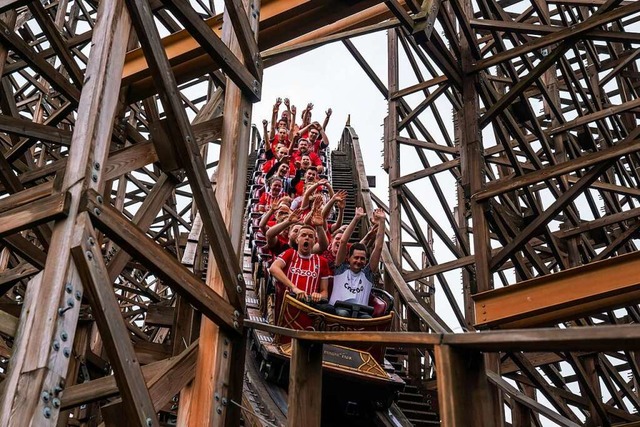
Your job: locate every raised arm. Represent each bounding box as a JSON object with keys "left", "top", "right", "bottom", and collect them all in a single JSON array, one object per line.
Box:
[
  {"left": 258, "top": 202, "right": 277, "bottom": 234},
  {"left": 336, "top": 207, "right": 366, "bottom": 265},
  {"left": 305, "top": 197, "right": 328, "bottom": 254},
  {"left": 266, "top": 209, "right": 300, "bottom": 248},
  {"left": 289, "top": 105, "right": 298, "bottom": 138},
  {"left": 322, "top": 190, "right": 346, "bottom": 220},
  {"left": 269, "top": 97, "right": 281, "bottom": 140},
  {"left": 301, "top": 180, "right": 325, "bottom": 210},
  {"left": 262, "top": 119, "right": 270, "bottom": 151},
  {"left": 330, "top": 196, "right": 345, "bottom": 233},
  {"left": 302, "top": 102, "right": 313, "bottom": 127},
  {"left": 368, "top": 209, "right": 386, "bottom": 274},
  {"left": 316, "top": 122, "right": 330, "bottom": 150},
  {"left": 322, "top": 108, "right": 332, "bottom": 131}
]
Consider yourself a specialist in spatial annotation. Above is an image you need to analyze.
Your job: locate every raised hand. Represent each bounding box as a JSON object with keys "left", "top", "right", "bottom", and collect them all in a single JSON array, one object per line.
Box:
[
  {"left": 312, "top": 194, "right": 323, "bottom": 211},
  {"left": 291, "top": 105, "right": 297, "bottom": 115},
  {"left": 288, "top": 208, "right": 304, "bottom": 224},
  {"left": 355, "top": 207, "right": 366, "bottom": 219},
  {"left": 371, "top": 208, "right": 386, "bottom": 224},
  {"left": 334, "top": 190, "right": 348, "bottom": 201},
  {"left": 325, "top": 108, "right": 332, "bottom": 117},
  {"left": 262, "top": 119, "right": 268, "bottom": 127},
  {"left": 306, "top": 102, "right": 314, "bottom": 111},
  {"left": 284, "top": 98, "right": 290, "bottom": 108}
]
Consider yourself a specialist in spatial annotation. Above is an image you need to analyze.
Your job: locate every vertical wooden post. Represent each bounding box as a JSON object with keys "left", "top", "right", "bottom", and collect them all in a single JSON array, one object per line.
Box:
[
  {"left": 178, "top": 1, "right": 260, "bottom": 426},
  {"left": 511, "top": 383, "right": 536, "bottom": 427},
  {"left": 387, "top": 29, "right": 401, "bottom": 270},
  {"left": 0, "top": 3, "right": 130, "bottom": 425},
  {"left": 435, "top": 345, "right": 495, "bottom": 427},
  {"left": 458, "top": 0, "right": 501, "bottom": 423},
  {"left": 407, "top": 310, "right": 421, "bottom": 380},
  {"left": 287, "top": 339, "right": 323, "bottom": 427}
]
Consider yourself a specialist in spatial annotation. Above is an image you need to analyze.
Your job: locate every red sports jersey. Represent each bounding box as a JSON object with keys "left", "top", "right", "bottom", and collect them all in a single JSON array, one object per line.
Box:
[
  {"left": 258, "top": 192, "right": 282, "bottom": 210},
  {"left": 276, "top": 249, "right": 331, "bottom": 294}
]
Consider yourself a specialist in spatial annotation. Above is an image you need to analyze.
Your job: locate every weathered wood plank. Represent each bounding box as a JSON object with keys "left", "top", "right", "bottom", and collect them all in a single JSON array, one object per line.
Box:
[
  {"left": 287, "top": 339, "right": 323, "bottom": 427},
  {"left": 0, "top": 3, "right": 131, "bottom": 424},
  {"left": 83, "top": 189, "right": 240, "bottom": 334},
  {"left": 0, "top": 192, "right": 70, "bottom": 239},
  {"left": 71, "top": 213, "right": 159, "bottom": 427},
  {"left": 435, "top": 345, "right": 494, "bottom": 427}
]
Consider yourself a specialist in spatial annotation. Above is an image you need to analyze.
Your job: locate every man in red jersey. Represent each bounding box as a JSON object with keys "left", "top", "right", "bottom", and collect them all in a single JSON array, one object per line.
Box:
[{"left": 269, "top": 225, "right": 330, "bottom": 303}]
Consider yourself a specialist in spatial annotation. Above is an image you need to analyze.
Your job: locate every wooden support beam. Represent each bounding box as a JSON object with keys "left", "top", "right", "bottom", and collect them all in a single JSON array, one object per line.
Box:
[
  {"left": 28, "top": 1, "right": 84, "bottom": 88},
  {"left": 487, "top": 371, "right": 581, "bottom": 427},
  {"left": 1, "top": 234, "right": 47, "bottom": 269},
  {"left": 479, "top": 41, "right": 570, "bottom": 129},
  {"left": 489, "top": 160, "right": 613, "bottom": 271},
  {"left": 82, "top": 189, "right": 240, "bottom": 334},
  {"left": 0, "top": 192, "right": 69, "bottom": 239},
  {"left": 0, "top": 180, "right": 54, "bottom": 213},
  {"left": 473, "top": 128, "right": 640, "bottom": 201},
  {"left": 160, "top": 0, "right": 260, "bottom": 102},
  {"left": 434, "top": 345, "right": 495, "bottom": 427},
  {"left": 223, "top": 0, "right": 262, "bottom": 79},
  {"left": 125, "top": 0, "right": 244, "bottom": 312},
  {"left": 71, "top": 213, "right": 159, "bottom": 427},
  {"left": 178, "top": 1, "right": 257, "bottom": 425},
  {"left": 0, "top": 17, "right": 80, "bottom": 103},
  {"left": 474, "top": 249, "right": 640, "bottom": 329},
  {"left": 287, "top": 339, "right": 323, "bottom": 427},
  {"left": 0, "top": 3, "right": 131, "bottom": 424},
  {"left": 0, "top": 114, "right": 72, "bottom": 145},
  {"left": 122, "top": 0, "right": 385, "bottom": 100},
  {"left": 471, "top": 0, "right": 640, "bottom": 72},
  {"left": 384, "top": 0, "right": 415, "bottom": 30}
]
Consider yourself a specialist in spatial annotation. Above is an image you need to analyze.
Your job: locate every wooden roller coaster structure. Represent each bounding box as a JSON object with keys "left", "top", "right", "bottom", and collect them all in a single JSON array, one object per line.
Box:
[{"left": 0, "top": 0, "right": 640, "bottom": 426}]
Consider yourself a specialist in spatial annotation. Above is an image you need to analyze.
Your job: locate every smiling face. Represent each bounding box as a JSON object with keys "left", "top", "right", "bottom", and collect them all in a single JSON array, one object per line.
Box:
[
  {"left": 277, "top": 163, "right": 290, "bottom": 178},
  {"left": 330, "top": 232, "right": 344, "bottom": 256},
  {"left": 304, "top": 168, "right": 317, "bottom": 182},
  {"left": 297, "top": 139, "right": 309, "bottom": 154},
  {"left": 270, "top": 179, "right": 283, "bottom": 195},
  {"left": 275, "top": 146, "right": 288, "bottom": 160},
  {"left": 348, "top": 249, "right": 368, "bottom": 273},
  {"left": 277, "top": 128, "right": 288, "bottom": 140},
  {"left": 300, "top": 155, "right": 311, "bottom": 169}
]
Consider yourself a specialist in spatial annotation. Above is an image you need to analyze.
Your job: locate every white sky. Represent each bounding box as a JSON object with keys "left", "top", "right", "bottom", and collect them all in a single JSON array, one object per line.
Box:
[{"left": 252, "top": 32, "right": 391, "bottom": 193}]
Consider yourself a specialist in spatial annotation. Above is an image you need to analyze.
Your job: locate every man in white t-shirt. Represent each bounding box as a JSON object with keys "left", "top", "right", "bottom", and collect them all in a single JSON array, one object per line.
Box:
[{"left": 328, "top": 208, "right": 385, "bottom": 318}]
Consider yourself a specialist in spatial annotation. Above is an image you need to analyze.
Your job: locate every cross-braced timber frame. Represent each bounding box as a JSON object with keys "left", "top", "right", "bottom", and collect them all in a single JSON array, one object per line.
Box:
[{"left": 0, "top": 0, "right": 639, "bottom": 426}]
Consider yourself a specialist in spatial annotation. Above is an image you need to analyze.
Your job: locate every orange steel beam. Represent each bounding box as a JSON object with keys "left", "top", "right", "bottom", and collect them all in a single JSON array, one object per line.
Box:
[
  {"left": 122, "top": 0, "right": 385, "bottom": 101},
  {"left": 473, "top": 251, "right": 640, "bottom": 329}
]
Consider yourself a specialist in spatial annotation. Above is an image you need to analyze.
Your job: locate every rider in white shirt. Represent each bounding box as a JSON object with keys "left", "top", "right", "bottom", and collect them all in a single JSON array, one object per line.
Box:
[{"left": 329, "top": 207, "right": 385, "bottom": 318}]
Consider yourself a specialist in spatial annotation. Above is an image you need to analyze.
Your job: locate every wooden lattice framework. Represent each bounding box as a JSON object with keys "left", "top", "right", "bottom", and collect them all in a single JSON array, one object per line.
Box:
[{"left": 0, "top": 0, "right": 639, "bottom": 426}]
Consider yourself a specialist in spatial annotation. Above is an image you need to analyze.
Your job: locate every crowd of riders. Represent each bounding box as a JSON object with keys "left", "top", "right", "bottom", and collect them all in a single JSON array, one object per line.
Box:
[{"left": 249, "top": 98, "right": 386, "bottom": 323}]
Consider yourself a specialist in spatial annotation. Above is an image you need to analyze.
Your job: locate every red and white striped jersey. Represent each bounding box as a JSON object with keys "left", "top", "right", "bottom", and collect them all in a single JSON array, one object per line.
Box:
[{"left": 276, "top": 248, "right": 331, "bottom": 294}]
